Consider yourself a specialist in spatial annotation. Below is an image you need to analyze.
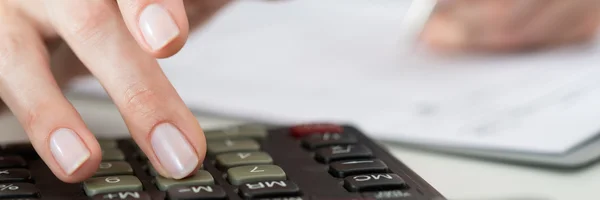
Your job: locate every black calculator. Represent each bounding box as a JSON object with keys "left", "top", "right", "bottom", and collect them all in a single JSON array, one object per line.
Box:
[{"left": 0, "top": 123, "right": 446, "bottom": 200}]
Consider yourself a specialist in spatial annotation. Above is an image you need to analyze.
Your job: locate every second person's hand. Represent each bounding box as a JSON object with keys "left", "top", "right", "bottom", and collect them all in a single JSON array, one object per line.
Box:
[
  {"left": 0, "top": 0, "right": 232, "bottom": 183},
  {"left": 421, "top": 0, "right": 600, "bottom": 53}
]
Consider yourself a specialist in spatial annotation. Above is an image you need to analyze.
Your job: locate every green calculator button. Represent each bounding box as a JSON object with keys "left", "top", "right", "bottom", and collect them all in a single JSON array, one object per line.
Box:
[
  {"left": 207, "top": 139, "right": 260, "bottom": 155},
  {"left": 155, "top": 170, "right": 214, "bottom": 191},
  {"left": 98, "top": 140, "right": 118, "bottom": 149},
  {"left": 216, "top": 152, "right": 273, "bottom": 169},
  {"left": 94, "top": 161, "right": 133, "bottom": 177},
  {"left": 102, "top": 149, "right": 125, "bottom": 161},
  {"left": 227, "top": 165, "right": 286, "bottom": 185},
  {"left": 205, "top": 124, "right": 268, "bottom": 141},
  {"left": 83, "top": 175, "right": 142, "bottom": 196}
]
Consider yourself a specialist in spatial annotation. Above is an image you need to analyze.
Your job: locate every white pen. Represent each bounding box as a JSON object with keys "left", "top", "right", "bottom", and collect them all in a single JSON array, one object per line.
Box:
[{"left": 399, "top": 0, "right": 440, "bottom": 48}]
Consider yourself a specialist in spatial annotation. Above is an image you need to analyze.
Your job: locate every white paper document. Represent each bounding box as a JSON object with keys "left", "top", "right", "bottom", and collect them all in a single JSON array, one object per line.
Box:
[{"left": 67, "top": 0, "right": 600, "bottom": 157}]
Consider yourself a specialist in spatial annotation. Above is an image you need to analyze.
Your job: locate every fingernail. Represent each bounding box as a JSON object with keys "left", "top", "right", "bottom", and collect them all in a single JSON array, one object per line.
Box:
[
  {"left": 50, "top": 128, "right": 90, "bottom": 175},
  {"left": 139, "top": 3, "right": 180, "bottom": 51},
  {"left": 151, "top": 123, "right": 199, "bottom": 179}
]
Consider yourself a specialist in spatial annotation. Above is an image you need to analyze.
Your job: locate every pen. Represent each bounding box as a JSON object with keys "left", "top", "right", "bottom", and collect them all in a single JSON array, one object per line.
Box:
[{"left": 400, "top": 0, "right": 440, "bottom": 48}]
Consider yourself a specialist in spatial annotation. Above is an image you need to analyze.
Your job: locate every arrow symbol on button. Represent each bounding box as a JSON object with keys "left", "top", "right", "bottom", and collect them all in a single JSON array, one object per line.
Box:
[{"left": 237, "top": 153, "right": 251, "bottom": 159}]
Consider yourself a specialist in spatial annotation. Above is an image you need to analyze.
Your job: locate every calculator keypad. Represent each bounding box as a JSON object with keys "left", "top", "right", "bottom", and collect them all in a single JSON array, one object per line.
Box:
[{"left": 0, "top": 123, "right": 443, "bottom": 200}]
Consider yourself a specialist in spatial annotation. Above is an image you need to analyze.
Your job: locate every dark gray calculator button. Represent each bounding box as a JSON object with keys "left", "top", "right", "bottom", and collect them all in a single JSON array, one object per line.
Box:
[
  {"left": 302, "top": 133, "right": 357, "bottom": 149},
  {"left": 0, "top": 169, "right": 31, "bottom": 182},
  {"left": 362, "top": 190, "right": 417, "bottom": 199},
  {"left": 167, "top": 185, "right": 226, "bottom": 200},
  {"left": 0, "top": 183, "right": 39, "bottom": 199},
  {"left": 0, "top": 156, "right": 27, "bottom": 168},
  {"left": 315, "top": 145, "right": 372, "bottom": 163},
  {"left": 309, "top": 195, "right": 363, "bottom": 200},
  {"left": 329, "top": 159, "right": 388, "bottom": 178},
  {"left": 93, "top": 191, "right": 151, "bottom": 200},
  {"left": 94, "top": 161, "right": 134, "bottom": 177},
  {"left": 239, "top": 180, "right": 300, "bottom": 199},
  {"left": 343, "top": 173, "right": 407, "bottom": 192}
]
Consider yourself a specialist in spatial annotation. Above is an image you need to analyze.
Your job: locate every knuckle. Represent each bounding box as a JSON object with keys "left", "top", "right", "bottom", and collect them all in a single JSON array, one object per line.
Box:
[
  {"left": 122, "top": 83, "right": 161, "bottom": 117},
  {"left": 0, "top": 34, "right": 22, "bottom": 66},
  {"left": 63, "top": 2, "right": 113, "bottom": 45},
  {"left": 22, "top": 99, "right": 53, "bottom": 134}
]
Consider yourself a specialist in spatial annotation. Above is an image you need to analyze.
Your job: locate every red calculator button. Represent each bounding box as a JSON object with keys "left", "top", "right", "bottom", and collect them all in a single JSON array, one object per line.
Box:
[{"left": 290, "top": 123, "right": 343, "bottom": 137}]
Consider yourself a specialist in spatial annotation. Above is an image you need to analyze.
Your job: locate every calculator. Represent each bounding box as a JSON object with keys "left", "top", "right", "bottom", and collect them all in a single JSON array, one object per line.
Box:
[{"left": 0, "top": 123, "right": 446, "bottom": 200}]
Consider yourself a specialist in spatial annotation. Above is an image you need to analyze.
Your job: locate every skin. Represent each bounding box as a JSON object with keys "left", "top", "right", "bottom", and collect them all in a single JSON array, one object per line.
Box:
[
  {"left": 0, "top": 0, "right": 598, "bottom": 183},
  {"left": 421, "top": 0, "right": 600, "bottom": 53}
]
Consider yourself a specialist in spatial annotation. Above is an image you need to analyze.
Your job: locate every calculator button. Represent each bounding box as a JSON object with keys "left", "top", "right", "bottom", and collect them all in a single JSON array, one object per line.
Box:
[
  {"left": 155, "top": 170, "right": 214, "bottom": 191},
  {"left": 98, "top": 140, "right": 118, "bottom": 149},
  {"left": 309, "top": 195, "right": 364, "bottom": 200},
  {"left": 147, "top": 164, "right": 204, "bottom": 176},
  {"left": 167, "top": 185, "right": 227, "bottom": 200},
  {"left": 83, "top": 175, "right": 143, "bottom": 196},
  {"left": 329, "top": 159, "right": 388, "bottom": 178},
  {"left": 0, "top": 169, "right": 31, "bottom": 182},
  {"left": 302, "top": 133, "right": 357, "bottom": 149},
  {"left": 216, "top": 152, "right": 273, "bottom": 169},
  {"left": 0, "top": 156, "right": 27, "bottom": 168},
  {"left": 205, "top": 124, "right": 268, "bottom": 141},
  {"left": 0, "top": 183, "right": 39, "bottom": 199},
  {"left": 239, "top": 180, "right": 301, "bottom": 199},
  {"left": 315, "top": 145, "right": 372, "bottom": 163},
  {"left": 94, "top": 161, "right": 134, "bottom": 177},
  {"left": 227, "top": 165, "right": 286, "bottom": 185},
  {"left": 207, "top": 139, "right": 260, "bottom": 155},
  {"left": 343, "top": 173, "right": 407, "bottom": 192},
  {"left": 102, "top": 149, "right": 126, "bottom": 161},
  {"left": 290, "top": 123, "right": 343, "bottom": 137},
  {"left": 362, "top": 190, "right": 415, "bottom": 199},
  {"left": 93, "top": 191, "right": 151, "bottom": 200},
  {"left": 2, "top": 144, "right": 37, "bottom": 158}
]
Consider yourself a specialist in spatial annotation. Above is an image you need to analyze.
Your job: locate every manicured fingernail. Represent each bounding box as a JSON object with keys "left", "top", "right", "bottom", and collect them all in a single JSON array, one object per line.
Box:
[
  {"left": 151, "top": 123, "right": 198, "bottom": 179},
  {"left": 50, "top": 128, "right": 90, "bottom": 175},
  {"left": 139, "top": 3, "right": 180, "bottom": 51}
]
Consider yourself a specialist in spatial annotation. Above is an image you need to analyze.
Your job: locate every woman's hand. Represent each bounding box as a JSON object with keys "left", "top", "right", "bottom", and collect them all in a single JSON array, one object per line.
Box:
[
  {"left": 0, "top": 0, "right": 232, "bottom": 183},
  {"left": 421, "top": 0, "right": 600, "bottom": 52}
]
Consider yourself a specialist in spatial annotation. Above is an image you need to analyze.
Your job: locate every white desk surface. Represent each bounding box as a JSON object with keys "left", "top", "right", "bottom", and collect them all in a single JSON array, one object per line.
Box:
[{"left": 0, "top": 97, "right": 596, "bottom": 200}]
